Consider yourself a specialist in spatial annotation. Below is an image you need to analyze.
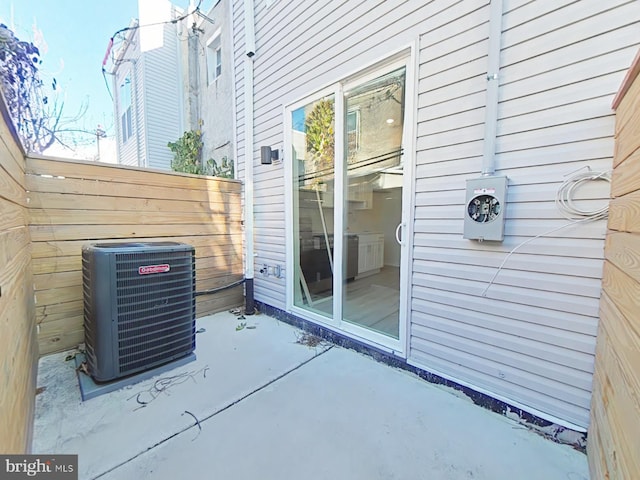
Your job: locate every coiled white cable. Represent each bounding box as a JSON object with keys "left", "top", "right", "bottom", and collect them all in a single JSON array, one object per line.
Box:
[
  {"left": 555, "top": 168, "right": 611, "bottom": 220},
  {"left": 482, "top": 167, "right": 612, "bottom": 297}
]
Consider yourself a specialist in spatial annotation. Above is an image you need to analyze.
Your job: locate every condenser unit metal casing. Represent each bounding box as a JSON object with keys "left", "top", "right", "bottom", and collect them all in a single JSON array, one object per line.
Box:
[
  {"left": 82, "top": 242, "right": 196, "bottom": 382},
  {"left": 463, "top": 176, "right": 508, "bottom": 242}
]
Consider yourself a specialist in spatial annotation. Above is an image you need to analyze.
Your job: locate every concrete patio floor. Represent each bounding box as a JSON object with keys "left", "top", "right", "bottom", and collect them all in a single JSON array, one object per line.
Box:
[{"left": 33, "top": 311, "right": 589, "bottom": 480}]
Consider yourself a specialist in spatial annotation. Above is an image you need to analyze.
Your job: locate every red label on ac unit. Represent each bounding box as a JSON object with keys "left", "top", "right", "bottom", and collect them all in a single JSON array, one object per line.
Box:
[{"left": 138, "top": 264, "right": 171, "bottom": 275}]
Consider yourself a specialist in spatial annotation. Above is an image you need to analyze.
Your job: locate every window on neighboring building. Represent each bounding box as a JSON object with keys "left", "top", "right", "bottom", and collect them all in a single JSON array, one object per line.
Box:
[
  {"left": 120, "top": 76, "right": 133, "bottom": 143},
  {"left": 346, "top": 109, "right": 360, "bottom": 154},
  {"left": 206, "top": 31, "right": 222, "bottom": 85}
]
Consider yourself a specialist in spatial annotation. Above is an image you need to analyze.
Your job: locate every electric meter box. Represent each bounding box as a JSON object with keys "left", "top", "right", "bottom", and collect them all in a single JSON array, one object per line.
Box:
[{"left": 463, "top": 176, "right": 508, "bottom": 242}]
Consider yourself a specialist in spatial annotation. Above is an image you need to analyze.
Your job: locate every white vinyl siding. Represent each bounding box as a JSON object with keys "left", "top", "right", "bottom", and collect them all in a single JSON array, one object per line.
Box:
[
  {"left": 119, "top": 77, "right": 133, "bottom": 143},
  {"left": 113, "top": 21, "right": 182, "bottom": 170},
  {"left": 233, "top": 0, "right": 640, "bottom": 429},
  {"left": 143, "top": 22, "right": 183, "bottom": 170},
  {"left": 115, "top": 36, "right": 145, "bottom": 168}
]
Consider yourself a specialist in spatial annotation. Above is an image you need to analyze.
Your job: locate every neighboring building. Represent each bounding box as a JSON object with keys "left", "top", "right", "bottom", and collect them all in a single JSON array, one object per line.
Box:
[
  {"left": 232, "top": 0, "right": 640, "bottom": 436},
  {"left": 110, "top": 1, "right": 184, "bottom": 170},
  {"left": 185, "top": 0, "right": 235, "bottom": 166},
  {"left": 96, "top": 135, "right": 118, "bottom": 164},
  {"left": 108, "top": 0, "right": 233, "bottom": 172}
]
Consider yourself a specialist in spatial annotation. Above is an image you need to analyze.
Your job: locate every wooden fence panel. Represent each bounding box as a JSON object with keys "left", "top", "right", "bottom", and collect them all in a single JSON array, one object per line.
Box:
[
  {"left": 0, "top": 106, "right": 37, "bottom": 454},
  {"left": 589, "top": 49, "right": 640, "bottom": 480},
  {"left": 25, "top": 156, "right": 244, "bottom": 355}
]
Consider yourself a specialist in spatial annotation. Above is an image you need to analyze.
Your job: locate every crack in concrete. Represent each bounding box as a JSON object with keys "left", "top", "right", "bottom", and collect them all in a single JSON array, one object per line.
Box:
[{"left": 91, "top": 345, "right": 334, "bottom": 480}]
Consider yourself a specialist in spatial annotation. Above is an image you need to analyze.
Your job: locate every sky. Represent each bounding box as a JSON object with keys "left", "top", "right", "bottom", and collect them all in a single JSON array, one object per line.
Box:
[{"left": 0, "top": 0, "right": 205, "bottom": 157}]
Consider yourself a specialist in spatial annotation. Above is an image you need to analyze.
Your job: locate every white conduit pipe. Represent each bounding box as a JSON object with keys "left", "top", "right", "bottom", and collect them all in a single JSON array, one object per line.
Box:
[{"left": 481, "top": 0, "right": 504, "bottom": 176}]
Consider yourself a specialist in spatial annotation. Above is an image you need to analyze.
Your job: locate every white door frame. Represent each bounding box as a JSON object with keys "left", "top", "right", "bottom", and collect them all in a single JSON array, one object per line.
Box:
[{"left": 284, "top": 45, "right": 417, "bottom": 358}]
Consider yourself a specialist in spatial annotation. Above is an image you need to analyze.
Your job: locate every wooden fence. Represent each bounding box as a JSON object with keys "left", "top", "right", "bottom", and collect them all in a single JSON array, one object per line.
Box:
[
  {"left": 588, "top": 50, "right": 640, "bottom": 480},
  {"left": 25, "top": 156, "right": 244, "bottom": 355},
  {"left": 0, "top": 104, "right": 38, "bottom": 453}
]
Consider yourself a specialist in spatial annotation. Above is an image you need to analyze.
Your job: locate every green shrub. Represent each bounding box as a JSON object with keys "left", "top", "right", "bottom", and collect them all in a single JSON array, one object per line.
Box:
[
  {"left": 168, "top": 130, "right": 234, "bottom": 178},
  {"left": 168, "top": 130, "right": 204, "bottom": 174}
]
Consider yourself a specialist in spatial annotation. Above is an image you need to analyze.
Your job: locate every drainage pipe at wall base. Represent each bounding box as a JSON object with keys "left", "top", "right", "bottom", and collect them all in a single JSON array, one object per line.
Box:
[
  {"left": 244, "top": 278, "right": 255, "bottom": 314},
  {"left": 243, "top": 0, "right": 256, "bottom": 315}
]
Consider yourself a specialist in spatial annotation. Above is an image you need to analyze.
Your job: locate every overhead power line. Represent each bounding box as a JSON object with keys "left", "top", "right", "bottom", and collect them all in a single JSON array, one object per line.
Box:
[{"left": 100, "top": 0, "right": 203, "bottom": 101}]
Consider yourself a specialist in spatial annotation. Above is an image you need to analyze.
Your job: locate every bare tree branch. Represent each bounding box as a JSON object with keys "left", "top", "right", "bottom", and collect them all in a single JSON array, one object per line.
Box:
[{"left": 0, "top": 23, "right": 88, "bottom": 154}]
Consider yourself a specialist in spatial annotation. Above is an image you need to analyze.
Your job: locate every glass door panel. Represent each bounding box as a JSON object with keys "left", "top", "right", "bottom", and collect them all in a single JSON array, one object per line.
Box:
[
  {"left": 291, "top": 96, "right": 336, "bottom": 318},
  {"left": 342, "top": 68, "right": 406, "bottom": 339}
]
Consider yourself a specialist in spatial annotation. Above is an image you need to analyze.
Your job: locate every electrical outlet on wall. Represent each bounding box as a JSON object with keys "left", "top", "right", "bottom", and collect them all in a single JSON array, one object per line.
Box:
[{"left": 258, "top": 263, "right": 285, "bottom": 278}]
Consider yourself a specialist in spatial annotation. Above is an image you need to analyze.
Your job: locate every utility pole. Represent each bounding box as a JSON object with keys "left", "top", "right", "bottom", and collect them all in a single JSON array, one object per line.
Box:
[{"left": 95, "top": 125, "right": 106, "bottom": 161}]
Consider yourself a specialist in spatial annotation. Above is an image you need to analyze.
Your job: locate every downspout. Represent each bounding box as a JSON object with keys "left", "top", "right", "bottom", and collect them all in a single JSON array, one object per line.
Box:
[
  {"left": 131, "top": 58, "right": 145, "bottom": 167},
  {"left": 112, "top": 73, "right": 121, "bottom": 162},
  {"left": 174, "top": 7, "right": 186, "bottom": 135},
  {"left": 481, "top": 0, "right": 504, "bottom": 176},
  {"left": 243, "top": 0, "right": 256, "bottom": 315},
  {"left": 188, "top": 0, "right": 201, "bottom": 131},
  {"left": 127, "top": 27, "right": 145, "bottom": 167}
]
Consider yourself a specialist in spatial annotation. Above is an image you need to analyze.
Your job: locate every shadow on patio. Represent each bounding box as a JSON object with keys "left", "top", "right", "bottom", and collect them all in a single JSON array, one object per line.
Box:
[{"left": 33, "top": 311, "right": 588, "bottom": 480}]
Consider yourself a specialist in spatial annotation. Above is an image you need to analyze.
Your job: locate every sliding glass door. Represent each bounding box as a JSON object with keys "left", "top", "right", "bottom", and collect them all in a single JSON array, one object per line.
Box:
[
  {"left": 342, "top": 68, "right": 405, "bottom": 339},
  {"left": 291, "top": 95, "right": 336, "bottom": 318},
  {"left": 289, "top": 59, "right": 410, "bottom": 347}
]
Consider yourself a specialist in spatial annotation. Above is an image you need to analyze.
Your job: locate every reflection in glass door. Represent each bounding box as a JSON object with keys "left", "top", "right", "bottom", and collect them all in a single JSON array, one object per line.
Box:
[
  {"left": 290, "top": 64, "right": 407, "bottom": 341},
  {"left": 291, "top": 95, "right": 335, "bottom": 319},
  {"left": 342, "top": 68, "right": 405, "bottom": 339}
]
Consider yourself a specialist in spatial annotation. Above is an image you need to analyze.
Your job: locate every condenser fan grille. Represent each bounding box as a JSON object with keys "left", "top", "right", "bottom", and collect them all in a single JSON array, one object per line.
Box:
[
  {"left": 114, "top": 250, "right": 195, "bottom": 374},
  {"left": 82, "top": 242, "right": 196, "bottom": 382},
  {"left": 82, "top": 254, "right": 97, "bottom": 374}
]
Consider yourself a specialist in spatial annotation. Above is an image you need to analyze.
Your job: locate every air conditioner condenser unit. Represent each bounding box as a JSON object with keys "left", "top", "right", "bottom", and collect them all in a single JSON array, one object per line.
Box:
[{"left": 82, "top": 241, "right": 196, "bottom": 382}]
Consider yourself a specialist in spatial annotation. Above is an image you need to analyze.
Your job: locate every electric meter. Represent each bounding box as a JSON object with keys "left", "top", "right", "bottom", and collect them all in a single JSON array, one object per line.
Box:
[{"left": 463, "top": 176, "right": 508, "bottom": 241}]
